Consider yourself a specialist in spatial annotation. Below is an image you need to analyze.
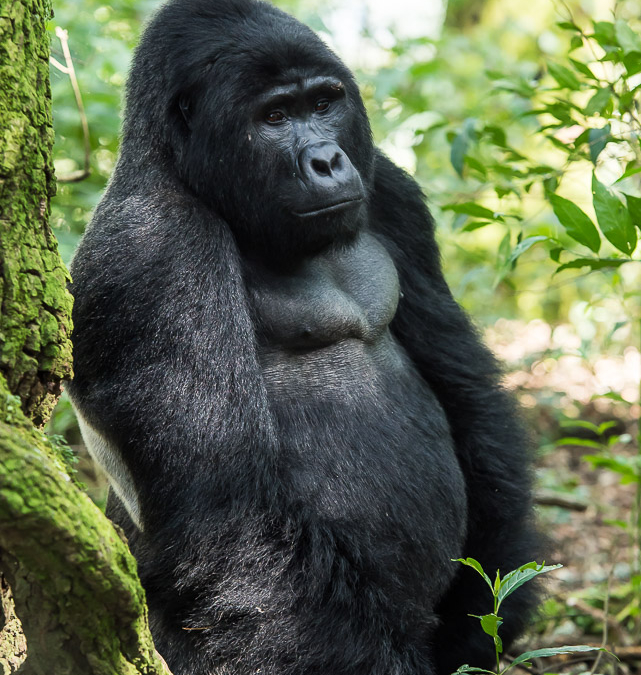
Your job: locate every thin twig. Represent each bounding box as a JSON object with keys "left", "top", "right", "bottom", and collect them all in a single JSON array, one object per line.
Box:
[
  {"left": 589, "top": 566, "right": 613, "bottom": 675},
  {"left": 50, "top": 27, "right": 91, "bottom": 183},
  {"left": 566, "top": 597, "right": 628, "bottom": 643},
  {"left": 503, "top": 653, "right": 544, "bottom": 675}
]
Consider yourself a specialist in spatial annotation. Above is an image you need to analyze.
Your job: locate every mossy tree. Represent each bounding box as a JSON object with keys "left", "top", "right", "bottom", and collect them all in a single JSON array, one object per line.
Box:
[{"left": 0, "top": 1, "right": 168, "bottom": 672}]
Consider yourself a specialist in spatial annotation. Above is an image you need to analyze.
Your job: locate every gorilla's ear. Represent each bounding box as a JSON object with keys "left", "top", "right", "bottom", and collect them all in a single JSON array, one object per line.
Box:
[{"left": 178, "top": 93, "right": 193, "bottom": 129}]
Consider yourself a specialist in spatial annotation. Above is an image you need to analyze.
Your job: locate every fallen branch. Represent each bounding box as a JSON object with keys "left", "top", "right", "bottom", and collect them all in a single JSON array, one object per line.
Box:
[{"left": 535, "top": 489, "right": 589, "bottom": 511}]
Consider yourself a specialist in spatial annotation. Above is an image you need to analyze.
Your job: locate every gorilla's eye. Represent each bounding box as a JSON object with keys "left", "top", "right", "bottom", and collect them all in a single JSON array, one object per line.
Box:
[
  {"left": 314, "top": 99, "right": 330, "bottom": 113},
  {"left": 266, "top": 110, "right": 286, "bottom": 124}
]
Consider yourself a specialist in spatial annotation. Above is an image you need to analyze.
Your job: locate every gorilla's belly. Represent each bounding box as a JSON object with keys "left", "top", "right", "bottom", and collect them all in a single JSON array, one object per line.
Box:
[{"left": 262, "top": 334, "right": 468, "bottom": 599}]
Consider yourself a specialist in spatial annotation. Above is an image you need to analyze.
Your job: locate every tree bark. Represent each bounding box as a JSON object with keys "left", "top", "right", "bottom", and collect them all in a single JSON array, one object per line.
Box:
[
  {"left": 0, "top": 2, "right": 170, "bottom": 673},
  {"left": 0, "top": 413, "right": 170, "bottom": 675},
  {"left": 0, "top": 0, "right": 72, "bottom": 425}
]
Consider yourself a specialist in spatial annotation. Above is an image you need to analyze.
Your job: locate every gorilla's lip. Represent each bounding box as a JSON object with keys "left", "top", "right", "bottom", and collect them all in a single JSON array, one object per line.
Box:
[{"left": 294, "top": 198, "right": 364, "bottom": 218}]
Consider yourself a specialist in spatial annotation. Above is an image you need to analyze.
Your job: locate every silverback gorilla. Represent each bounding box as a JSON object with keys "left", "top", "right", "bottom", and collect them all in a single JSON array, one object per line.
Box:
[{"left": 67, "top": 1, "right": 539, "bottom": 674}]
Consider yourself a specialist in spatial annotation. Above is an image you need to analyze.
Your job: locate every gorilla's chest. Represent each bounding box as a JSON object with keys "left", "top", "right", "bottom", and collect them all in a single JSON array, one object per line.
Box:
[
  {"left": 244, "top": 231, "right": 407, "bottom": 396},
  {"left": 246, "top": 231, "right": 399, "bottom": 348}
]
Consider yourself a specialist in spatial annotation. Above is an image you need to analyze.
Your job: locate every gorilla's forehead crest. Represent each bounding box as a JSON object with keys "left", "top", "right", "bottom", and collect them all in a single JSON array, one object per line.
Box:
[
  {"left": 136, "top": 0, "right": 342, "bottom": 85},
  {"left": 119, "top": 0, "right": 360, "bottom": 171},
  {"left": 124, "top": 0, "right": 350, "bottom": 141}
]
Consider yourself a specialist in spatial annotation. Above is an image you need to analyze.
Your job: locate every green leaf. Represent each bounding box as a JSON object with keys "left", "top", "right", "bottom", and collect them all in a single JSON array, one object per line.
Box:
[
  {"left": 461, "top": 221, "right": 492, "bottom": 233},
  {"left": 603, "top": 518, "right": 628, "bottom": 528},
  {"left": 556, "top": 21, "right": 580, "bottom": 31},
  {"left": 554, "top": 257, "right": 628, "bottom": 273},
  {"left": 570, "top": 35, "right": 583, "bottom": 51},
  {"left": 537, "top": 102, "right": 574, "bottom": 124},
  {"left": 470, "top": 614, "right": 505, "bottom": 654},
  {"left": 593, "top": 391, "right": 627, "bottom": 403},
  {"left": 464, "top": 156, "right": 487, "bottom": 176},
  {"left": 548, "top": 194, "right": 600, "bottom": 252},
  {"left": 507, "top": 236, "right": 548, "bottom": 266},
  {"left": 452, "top": 666, "right": 495, "bottom": 675},
  {"left": 469, "top": 613, "right": 503, "bottom": 638},
  {"left": 494, "top": 634, "right": 503, "bottom": 655},
  {"left": 497, "top": 562, "right": 562, "bottom": 607},
  {"left": 496, "top": 231, "right": 512, "bottom": 270},
  {"left": 450, "top": 118, "right": 477, "bottom": 177},
  {"left": 495, "top": 186, "right": 515, "bottom": 199},
  {"left": 588, "top": 124, "right": 611, "bottom": 164},
  {"left": 442, "top": 203, "right": 503, "bottom": 220},
  {"left": 597, "top": 420, "right": 618, "bottom": 435},
  {"left": 510, "top": 645, "right": 608, "bottom": 670},
  {"left": 624, "top": 193, "right": 641, "bottom": 230},
  {"left": 451, "top": 133, "right": 469, "bottom": 177},
  {"left": 452, "top": 558, "right": 494, "bottom": 592},
  {"left": 503, "top": 147, "right": 527, "bottom": 161},
  {"left": 572, "top": 127, "right": 590, "bottom": 149},
  {"left": 609, "top": 320, "right": 628, "bottom": 338},
  {"left": 592, "top": 21, "right": 618, "bottom": 51},
  {"left": 615, "top": 163, "right": 641, "bottom": 183},
  {"left": 569, "top": 58, "right": 595, "bottom": 79},
  {"left": 584, "top": 454, "right": 639, "bottom": 480},
  {"left": 623, "top": 51, "right": 641, "bottom": 76},
  {"left": 492, "top": 78, "right": 536, "bottom": 98},
  {"left": 592, "top": 175, "right": 637, "bottom": 254},
  {"left": 548, "top": 62, "right": 582, "bottom": 90},
  {"left": 615, "top": 19, "right": 641, "bottom": 54},
  {"left": 560, "top": 419, "right": 600, "bottom": 433},
  {"left": 557, "top": 437, "right": 604, "bottom": 449},
  {"left": 620, "top": 89, "right": 636, "bottom": 111},
  {"left": 482, "top": 125, "right": 507, "bottom": 147},
  {"left": 584, "top": 87, "right": 611, "bottom": 116}
]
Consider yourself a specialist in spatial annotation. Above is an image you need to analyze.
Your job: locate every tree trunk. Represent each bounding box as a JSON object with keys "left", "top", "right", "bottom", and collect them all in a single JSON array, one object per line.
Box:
[{"left": 0, "top": 2, "right": 169, "bottom": 673}]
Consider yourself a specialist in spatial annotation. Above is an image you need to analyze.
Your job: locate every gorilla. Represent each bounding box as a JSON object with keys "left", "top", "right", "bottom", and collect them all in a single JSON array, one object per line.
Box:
[{"left": 67, "top": 1, "right": 539, "bottom": 674}]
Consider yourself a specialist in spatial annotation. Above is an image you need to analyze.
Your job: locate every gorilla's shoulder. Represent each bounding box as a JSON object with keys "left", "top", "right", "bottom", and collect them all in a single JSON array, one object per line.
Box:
[{"left": 373, "top": 150, "right": 426, "bottom": 203}]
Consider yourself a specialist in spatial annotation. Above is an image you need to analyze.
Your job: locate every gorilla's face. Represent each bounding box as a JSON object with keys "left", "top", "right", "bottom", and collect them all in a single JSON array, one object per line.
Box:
[
  {"left": 252, "top": 76, "right": 365, "bottom": 221},
  {"left": 173, "top": 58, "right": 373, "bottom": 262}
]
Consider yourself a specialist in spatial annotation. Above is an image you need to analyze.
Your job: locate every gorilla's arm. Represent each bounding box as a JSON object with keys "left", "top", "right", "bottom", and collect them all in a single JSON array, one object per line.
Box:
[
  {"left": 68, "top": 180, "right": 278, "bottom": 552},
  {"left": 370, "top": 153, "right": 539, "bottom": 670}
]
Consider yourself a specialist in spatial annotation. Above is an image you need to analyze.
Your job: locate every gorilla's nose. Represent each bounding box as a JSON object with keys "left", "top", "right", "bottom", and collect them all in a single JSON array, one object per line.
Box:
[{"left": 300, "top": 142, "right": 353, "bottom": 182}]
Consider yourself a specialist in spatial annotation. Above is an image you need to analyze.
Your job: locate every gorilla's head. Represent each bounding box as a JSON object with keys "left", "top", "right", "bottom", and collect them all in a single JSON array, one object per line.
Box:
[{"left": 122, "top": 0, "right": 374, "bottom": 260}]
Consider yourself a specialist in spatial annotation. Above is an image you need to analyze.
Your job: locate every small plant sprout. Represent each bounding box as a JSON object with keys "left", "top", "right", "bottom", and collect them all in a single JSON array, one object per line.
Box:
[{"left": 450, "top": 559, "right": 609, "bottom": 675}]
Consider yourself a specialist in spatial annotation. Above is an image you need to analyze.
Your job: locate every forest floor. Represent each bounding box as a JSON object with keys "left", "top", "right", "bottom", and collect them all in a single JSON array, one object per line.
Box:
[
  {"left": 487, "top": 319, "right": 641, "bottom": 675},
  {"left": 522, "top": 444, "right": 641, "bottom": 675}
]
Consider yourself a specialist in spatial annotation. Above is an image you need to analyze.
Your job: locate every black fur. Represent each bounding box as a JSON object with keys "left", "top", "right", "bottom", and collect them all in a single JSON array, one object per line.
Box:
[{"left": 67, "top": 1, "right": 539, "bottom": 674}]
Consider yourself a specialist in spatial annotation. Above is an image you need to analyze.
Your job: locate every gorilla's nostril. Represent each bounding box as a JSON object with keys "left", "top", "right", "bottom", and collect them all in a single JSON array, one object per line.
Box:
[
  {"left": 311, "top": 157, "right": 332, "bottom": 177},
  {"left": 330, "top": 152, "right": 342, "bottom": 171}
]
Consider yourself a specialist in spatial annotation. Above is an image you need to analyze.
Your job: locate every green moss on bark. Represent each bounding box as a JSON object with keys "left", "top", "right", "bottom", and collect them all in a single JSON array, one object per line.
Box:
[
  {"left": 0, "top": 0, "right": 73, "bottom": 427},
  {"left": 0, "top": 397, "right": 170, "bottom": 675}
]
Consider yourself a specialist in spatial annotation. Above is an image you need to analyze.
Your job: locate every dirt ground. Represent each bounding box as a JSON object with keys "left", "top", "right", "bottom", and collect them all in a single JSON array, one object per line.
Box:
[
  {"left": 488, "top": 319, "right": 641, "bottom": 675},
  {"left": 526, "top": 444, "right": 640, "bottom": 673}
]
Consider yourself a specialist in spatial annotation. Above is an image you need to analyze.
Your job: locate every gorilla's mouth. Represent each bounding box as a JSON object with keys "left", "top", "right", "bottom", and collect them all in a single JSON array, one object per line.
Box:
[{"left": 294, "top": 198, "right": 363, "bottom": 218}]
